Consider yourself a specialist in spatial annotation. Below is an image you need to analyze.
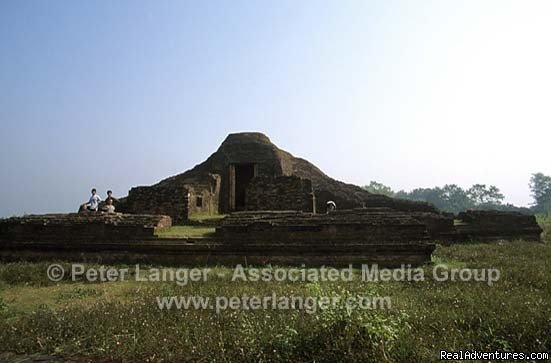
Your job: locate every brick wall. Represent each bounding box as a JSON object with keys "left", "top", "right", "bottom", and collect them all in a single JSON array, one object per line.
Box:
[
  {"left": 186, "top": 174, "right": 221, "bottom": 216},
  {"left": 0, "top": 213, "right": 172, "bottom": 243},
  {"left": 245, "top": 176, "right": 314, "bottom": 212},
  {"left": 455, "top": 210, "right": 542, "bottom": 242},
  {"left": 125, "top": 185, "right": 189, "bottom": 224},
  {"left": 216, "top": 209, "right": 429, "bottom": 244}
]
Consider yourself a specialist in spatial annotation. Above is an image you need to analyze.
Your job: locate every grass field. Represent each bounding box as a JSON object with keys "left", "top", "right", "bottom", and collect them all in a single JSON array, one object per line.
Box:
[
  {"left": 156, "top": 225, "right": 216, "bottom": 238},
  {"left": 1, "top": 238, "right": 550, "bottom": 362},
  {"left": 154, "top": 213, "right": 222, "bottom": 238},
  {"left": 537, "top": 214, "right": 551, "bottom": 242}
]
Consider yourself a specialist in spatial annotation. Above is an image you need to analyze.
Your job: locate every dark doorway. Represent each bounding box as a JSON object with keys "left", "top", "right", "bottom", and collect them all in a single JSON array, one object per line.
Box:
[{"left": 234, "top": 163, "right": 256, "bottom": 209}]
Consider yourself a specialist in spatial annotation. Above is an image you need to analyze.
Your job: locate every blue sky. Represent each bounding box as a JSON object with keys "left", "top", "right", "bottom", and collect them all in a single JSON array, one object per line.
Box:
[{"left": 1, "top": 0, "right": 550, "bottom": 216}]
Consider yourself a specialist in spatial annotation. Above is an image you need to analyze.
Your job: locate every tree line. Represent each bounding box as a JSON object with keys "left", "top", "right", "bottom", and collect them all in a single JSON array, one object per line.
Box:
[{"left": 362, "top": 172, "right": 551, "bottom": 215}]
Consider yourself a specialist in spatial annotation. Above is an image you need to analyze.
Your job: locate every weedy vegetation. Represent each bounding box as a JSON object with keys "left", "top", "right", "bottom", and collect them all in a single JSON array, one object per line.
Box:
[{"left": 0, "top": 221, "right": 550, "bottom": 362}]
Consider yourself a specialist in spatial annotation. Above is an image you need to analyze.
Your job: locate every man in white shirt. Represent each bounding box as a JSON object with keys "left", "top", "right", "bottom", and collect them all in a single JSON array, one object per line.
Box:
[{"left": 81, "top": 188, "right": 102, "bottom": 212}]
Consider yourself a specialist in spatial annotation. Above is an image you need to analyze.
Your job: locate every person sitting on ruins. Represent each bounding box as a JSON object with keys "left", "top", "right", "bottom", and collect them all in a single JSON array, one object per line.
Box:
[
  {"left": 326, "top": 200, "right": 337, "bottom": 213},
  {"left": 101, "top": 198, "right": 116, "bottom": 213},
  {"left": 106, "top": 190, "right": 118, "bottom": 204},
  {"left": 80, "top": 188, "right": 102, "bottom": 212}
]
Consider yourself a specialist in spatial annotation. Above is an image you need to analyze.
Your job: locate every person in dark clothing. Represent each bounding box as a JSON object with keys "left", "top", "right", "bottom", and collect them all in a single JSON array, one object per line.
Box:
[{"left": 106, "top": 190, "right": 118, "bottom": 203}]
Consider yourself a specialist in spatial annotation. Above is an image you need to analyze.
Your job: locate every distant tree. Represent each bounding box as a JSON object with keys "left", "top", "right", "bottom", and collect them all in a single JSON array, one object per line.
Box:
[
  {"left": 394, "top": 190, "right": 409, "bottom": 199},
  {"left": 467, "top": 184, "right": 505, "bottom": 206},
  {"left": 530, "top": 173, "right": 551, "bottom": 213},
  {"left": 483, "top": 203, "right": 532, "bottom": 214},
  {"left": 385, "top": 181, "right": 527, "bottom": 214},
  {"left": 396, "top": 186, "right": 460, "bottom": 212},
  {"left": 362, "top": 181, "right": 395, "bottom": 197},
  {"left": 440, "top": 184, "right": 474, "bottom": 213},
  {"left": 403, "top": 187, "right": 445, "bottom": 208}
]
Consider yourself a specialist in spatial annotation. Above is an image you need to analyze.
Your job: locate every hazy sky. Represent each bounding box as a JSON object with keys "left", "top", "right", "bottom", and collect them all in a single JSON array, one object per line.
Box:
[{"left": 1, "top": 0, "right": 550, "bottom": 217}]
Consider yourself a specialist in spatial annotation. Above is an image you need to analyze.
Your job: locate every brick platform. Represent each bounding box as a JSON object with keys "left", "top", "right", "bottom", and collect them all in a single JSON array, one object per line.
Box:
[
  {"left": 0, "top": 213, "right": 172, "bottom": 243},
  {"left": 455, "top": 210, "right": 542, "bottom": 242}
]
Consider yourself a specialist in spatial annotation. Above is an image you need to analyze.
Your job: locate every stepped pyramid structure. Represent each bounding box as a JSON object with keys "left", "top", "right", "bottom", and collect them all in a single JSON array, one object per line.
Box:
[
  {"left": 1, "top": 132, "right": 541, "bottom": 267},
  {"left": 121, "top": 132, "right": 436, "bottom": 223}
]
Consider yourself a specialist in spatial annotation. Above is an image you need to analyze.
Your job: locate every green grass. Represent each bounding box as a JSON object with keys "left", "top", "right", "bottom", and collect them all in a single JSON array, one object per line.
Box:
[
  {"left": 537, "top": 214, "right": 551, "bottom": 242},
  {"left": 188, "top": 212, "right": 227, "bottom": 222},
  {"left": 156, "top": 225, "right": 216, "bottom": 238},
  {"left": 1, "top": 242, "right": 550, "bottom": 362}
]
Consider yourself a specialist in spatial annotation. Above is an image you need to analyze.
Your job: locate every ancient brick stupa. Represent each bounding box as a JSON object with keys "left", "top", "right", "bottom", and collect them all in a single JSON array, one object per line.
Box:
[
  {"left": 120, "top": 132, "right": 436, "bottom": 223},
  {"left": 0, "top": 132, "right": 542, "bottom": 267}
]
